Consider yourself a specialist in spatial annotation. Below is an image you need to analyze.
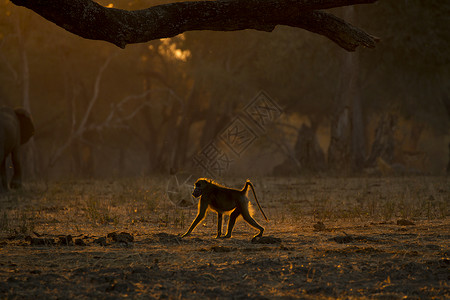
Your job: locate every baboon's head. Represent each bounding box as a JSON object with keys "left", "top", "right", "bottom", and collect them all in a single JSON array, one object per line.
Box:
[{"left": 192, "top": 179, "right": 209, "bottom": 198}]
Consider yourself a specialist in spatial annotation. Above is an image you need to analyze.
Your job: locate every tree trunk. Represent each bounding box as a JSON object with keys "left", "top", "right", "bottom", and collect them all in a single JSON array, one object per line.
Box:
[
  {"left": 16, "top": 17, "right": 37, "bottom": 181},
  {"left": 365, "top": 113, "right": 397, "bottom": 167},
  {"left": 156, "top": 103, "right": 180, "bottom": 173},
  {"left": 173, "top": 85, "right": 199, "bottom": 171},
  {"left": 328, "top": 106, "right": 352, "bottom": 172},
  {"left": 294, "top": 124, "right": 326, "bottom": 173},
  {"left": 447, "top": 142, "right": 450, "bottom": 175},
  {"left": 407, "top": 122, "right": 424, "bottom": 151},
  {"left": 351, "top": 74, "right": 365, "bottom": 170},
  {"left": 327, "top": 6, "right": 365, "bottom": 174},
  {"left": 118, "top": 148, "right": 125, "bottom": 176},
  {"left": 139, "top": 78, "right": 162, "bottom": 174},
  {"left": 440, "top": 96, "right": 449, "bottom": 174}
]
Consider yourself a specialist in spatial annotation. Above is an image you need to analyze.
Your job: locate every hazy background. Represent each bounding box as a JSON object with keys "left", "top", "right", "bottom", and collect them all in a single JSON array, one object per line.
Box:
[{"left": 0, "top": 0, "right": 449, "bottom": 180}]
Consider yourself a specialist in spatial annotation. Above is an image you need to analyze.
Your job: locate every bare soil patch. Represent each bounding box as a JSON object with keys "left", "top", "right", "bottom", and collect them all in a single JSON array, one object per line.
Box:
[{"left": 0, "top": 176, "right": 448, "bottom": 299}]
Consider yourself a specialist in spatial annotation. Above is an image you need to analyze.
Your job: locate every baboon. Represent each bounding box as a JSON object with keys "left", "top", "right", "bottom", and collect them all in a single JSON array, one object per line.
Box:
[{"left": 181, "top": 178, "right": 269, "bottom": 240}]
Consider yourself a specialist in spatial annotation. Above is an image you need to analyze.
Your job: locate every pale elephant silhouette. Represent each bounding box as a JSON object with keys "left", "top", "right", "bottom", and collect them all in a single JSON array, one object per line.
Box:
[{"left": 0, "top": 107, "right": 35, "bottom": 192}]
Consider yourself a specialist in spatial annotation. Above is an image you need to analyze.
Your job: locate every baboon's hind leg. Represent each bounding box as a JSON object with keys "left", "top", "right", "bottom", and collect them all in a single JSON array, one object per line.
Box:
[
  {"left": 224, "top": 209, "right": 240, "bottom": 238},
  {"left": 241, "top": 208, "right": 264, "bottom": 239},
  {"left": 216, "top": 213, "right": 223, "bottom": 238}
]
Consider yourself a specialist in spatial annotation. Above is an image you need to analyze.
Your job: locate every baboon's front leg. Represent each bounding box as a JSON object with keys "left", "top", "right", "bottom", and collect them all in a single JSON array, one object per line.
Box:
[
  {"left": 181, "top": 200, "right": 207, "bottom": 238},
  {"left": 216, "top": 213, "right": 223, "bottom": 238}
]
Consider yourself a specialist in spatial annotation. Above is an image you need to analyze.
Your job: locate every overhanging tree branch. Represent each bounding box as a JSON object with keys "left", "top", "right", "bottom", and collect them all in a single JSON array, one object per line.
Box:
[{"left": 10, "top": 0, "right": 378, "bottom": 51}]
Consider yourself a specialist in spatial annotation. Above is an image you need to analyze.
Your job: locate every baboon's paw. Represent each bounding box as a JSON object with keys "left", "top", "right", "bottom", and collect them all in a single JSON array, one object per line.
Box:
[{"left": 251, "top": 236, "right": 261, "bottom": 243}]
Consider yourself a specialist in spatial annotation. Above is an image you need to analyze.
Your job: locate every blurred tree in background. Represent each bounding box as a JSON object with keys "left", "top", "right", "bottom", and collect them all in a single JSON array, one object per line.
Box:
[{"left": 0, "top": 0, "right": 448, "bottom": 179}]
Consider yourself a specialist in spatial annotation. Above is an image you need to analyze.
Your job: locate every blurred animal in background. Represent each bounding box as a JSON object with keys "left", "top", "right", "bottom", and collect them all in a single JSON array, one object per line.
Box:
[
  {"left": 181, "top": 178, "right": 269, "bottom": 240},
  {"left": 0, "top": 107, "right": 35, "bottom": 193}
]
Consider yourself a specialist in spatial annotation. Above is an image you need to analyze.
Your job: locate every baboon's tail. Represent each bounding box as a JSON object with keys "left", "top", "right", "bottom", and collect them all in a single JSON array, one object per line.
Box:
[{"left": 244, "top": 180, "right": 269, "bottom": 222}]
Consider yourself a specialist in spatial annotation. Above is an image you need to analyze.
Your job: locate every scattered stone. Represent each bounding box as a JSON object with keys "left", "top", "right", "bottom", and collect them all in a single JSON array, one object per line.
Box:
[
  {"left": 130, "top": 267, "right": 150, "bottom": 274},
  {"left": 107, "top": 281, "right": 135, "bottom": 293},
  {"left": 94, "top": 237, "right": 108, "bottom": 246},
  {"left": 107, "top": 232, "right": 117, "bottom": 239},
  {"left": 58, "top": 235, "right": 73, "bottom": 246},
  {"left": 329, "top": 234, "right": 379, "bottom": 244},
  {"left": 279, "top": 245, "right": 292, "bottom": 251},
  {"left": 6, "top": 235, "right": 20, "bottom": 241},
  {"left": 74, "top": 239, "right": 87, "bottom": 246},
  {"left": 210, "top": 245, "right": 234, "bottom": 252},
  {"left": 313, "top": 221, "right": 326, "bottom": 231},
  {"left": 379, "top": 221, "right": 395, "bottom": 225},
  {"left": 242, "top": 246, "right": 272, "bottom": 252},
  {"left": 26, "top": 236, "right": 55, "bottom": 246},
  {"left": 107, "top": 232, "right": 134, "bottom": 243},
  {"left": 331, "top": 235, "right": 354, "bottom": 244},
  {"left": 251, "top": 236, "right": 281, "bottom": 244},
  {"left": 397, "top": 219, "right": 415, "bottom": 226}
]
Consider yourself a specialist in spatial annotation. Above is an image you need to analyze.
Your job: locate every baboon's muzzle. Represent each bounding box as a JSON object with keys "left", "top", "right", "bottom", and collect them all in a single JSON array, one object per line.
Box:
[{"left": 192, "top": 189, "right": 201, "bottom": 198}]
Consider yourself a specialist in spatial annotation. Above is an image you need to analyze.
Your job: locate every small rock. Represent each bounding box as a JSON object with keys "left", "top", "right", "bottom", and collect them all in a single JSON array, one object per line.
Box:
[
  {"left": 210, "top": 245, "right": 234, "bottom": 252},
  {"left": 313, "top": 221, "right": 326, "bottom": 231},
  {"left": 107, "top": 232, "right": 117, "bottom": 239},
  {"left": 107, "top": 232, "right": 134, "bottom": 243},
  {"left": 107, "top": 281, "right": 135, "bottom": 293},
  {"left": 251, "top": 236, "right": 281, "bottom": 244},
  {"left": 58, "top": 235, "right": 73, "bottom": 246},
  {"left": 75, "top": 239, "right": 87, "bottom": 246},
  {"left": 331, "top": 235, "right": 354, "bottom": 244},
  {"left": 94, "top": 237, "right": 107, "bottom": 246},
  {"left": 26, "top": 236, "right": 55, "bottom": 246},
  {"left": 397, "top": 219, "right": 415, "bottom": 226}
]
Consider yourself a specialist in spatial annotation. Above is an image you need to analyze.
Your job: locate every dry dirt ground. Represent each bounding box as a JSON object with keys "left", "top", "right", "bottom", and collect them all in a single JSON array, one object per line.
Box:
[{"left": 0, "top": 176, "right": 448, "bottom": 299}]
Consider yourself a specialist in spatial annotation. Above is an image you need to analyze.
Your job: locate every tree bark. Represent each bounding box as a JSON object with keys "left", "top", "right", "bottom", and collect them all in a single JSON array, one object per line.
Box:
[
  {"left": 16, "top": 16, "right": 37, "bottom": 181},
  {"left": 10, "top": 0, "right": 378, "bottom": 51},
  {"left": 294, "top": 124, "right": 326, "bottom": 172},
  {"left": 365, "top": 113, "right": 397, "bottom": 167},
  {"left": 447, "top": 142, "right": 450, "bottom": 175},
  {"left": 327, "top": 6, "right": 365, "bottom": 174},
  {"left": 328, "top": 106, "right": 351, "bottom": 172}
]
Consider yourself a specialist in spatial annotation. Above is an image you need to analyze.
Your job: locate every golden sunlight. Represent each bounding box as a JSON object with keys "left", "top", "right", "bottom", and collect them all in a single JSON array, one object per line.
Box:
[{"left": 158, "top": 34, "right": 191, "bottom": 62}]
